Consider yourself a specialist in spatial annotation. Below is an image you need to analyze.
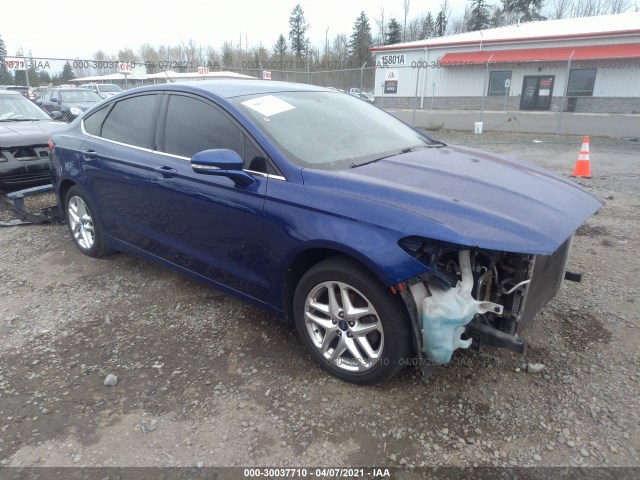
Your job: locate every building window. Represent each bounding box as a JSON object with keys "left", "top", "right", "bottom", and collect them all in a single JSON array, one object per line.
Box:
[
  {"left": 567, "top": 69, "right": 596, "bottom": 97},
  {"left": 488, "top": 71, "right": 512, "bottom": 96}
]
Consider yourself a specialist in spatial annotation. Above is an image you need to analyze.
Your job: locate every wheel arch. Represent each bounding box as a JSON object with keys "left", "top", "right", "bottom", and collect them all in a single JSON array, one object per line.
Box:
[
  {"left": 58, "top": 178, "right": 77, "bottom": 210},
  {"left": 281, "top": 245, "right": 407, "bottom": 324}
]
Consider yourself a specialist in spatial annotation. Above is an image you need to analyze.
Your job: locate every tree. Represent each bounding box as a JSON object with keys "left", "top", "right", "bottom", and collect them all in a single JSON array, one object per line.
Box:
[
  {"left": 405, "top": 17, "right": 422, "bottom": 41},
  {"left": 289, "top": 4, "right": 309, "bottom": 59},
  {"left": 549, "top": 0, "right": 573, "bottom": 18},
  {"left": 436, "top": 11, "right": 448, "bottom": 36},
  {"left": 489, "top": 6, "right": 506, "bottom": 26},
  {"left": 403, "top": 0, "right": 411, "bottom": 41},
  {"left": 348, "top": 11, "right": 373, "bottom": 66},
  {"left": 117, "top": 48, "right": 138, "bottom": 62},
  {"left": 420, "top": 13, "right": 436, "bottom": 39},
  {"left": 374, "top": 7, "right": 386, "bottom": 45},
  {"left": 221, "top": 41, "right": 234, "bottom": 68},
  {"left": 467, "top": 0, "right": 492, "bottom": 30},
  {"left": 60, "top": 62, "right": 75, "bottom": 83},
  {"left": 386, "top": 18, "right": 403, "bottom": 45},
  {"left": 0, "top": 34, "right": 12, "bottom": 85},
  {"left": 139, "top": 44, "right": 160, "bottom": 73},
  {"left": 36, "top": 69, "right": 51, "bottom": 85},
  {"left": 451, "top": 7, "right": 472, "bottom": 33},
  {"left": 436, "top": 0, "right": 450, "bottom": 36},
  {"left": 502, "top": 0, "right": 546, "bottom": 21},
  {"left": 273, "top": 34, "right": 288, "bottom": 59},
  {"left": 332, "top": 33, "right": 349, "bottom": 65}
]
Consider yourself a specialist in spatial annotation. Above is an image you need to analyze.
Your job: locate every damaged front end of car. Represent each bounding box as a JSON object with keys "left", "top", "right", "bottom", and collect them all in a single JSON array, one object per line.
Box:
[{"left": 394, "top": 236, "right": 577, "bottom": 369}]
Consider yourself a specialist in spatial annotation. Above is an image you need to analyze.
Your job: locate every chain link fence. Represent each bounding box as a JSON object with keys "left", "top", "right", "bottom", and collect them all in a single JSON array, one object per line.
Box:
[
  {"left": 370, "top": 58, "right": 640, "bottom": 137},
  {"left": 1, "top": 54, "right": 638, "bottom": 137}
]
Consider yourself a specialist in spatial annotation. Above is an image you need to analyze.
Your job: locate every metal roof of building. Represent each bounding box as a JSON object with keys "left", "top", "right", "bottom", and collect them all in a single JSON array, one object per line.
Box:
[{"left": 371, "top": 12, "right": 640, "bottom": 52}]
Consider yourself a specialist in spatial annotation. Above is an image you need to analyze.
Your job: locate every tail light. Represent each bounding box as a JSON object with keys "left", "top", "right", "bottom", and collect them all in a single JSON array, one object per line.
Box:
[{"left": 48, "top": 138, "right": 54, "bottom": 152}]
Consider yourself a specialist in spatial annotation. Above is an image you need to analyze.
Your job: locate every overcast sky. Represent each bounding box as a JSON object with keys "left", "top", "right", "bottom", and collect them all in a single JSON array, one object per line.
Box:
[{"left": 2, "top": 0, "right": 469, "bottom": 60}]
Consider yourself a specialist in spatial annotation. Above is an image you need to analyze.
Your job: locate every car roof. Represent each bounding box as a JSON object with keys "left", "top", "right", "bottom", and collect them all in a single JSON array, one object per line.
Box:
[
  {"left": 0, "top": 89, "right": 23, "bottom": 96},
  {"left": 126, "top": 80, "right": 329, "bottom": 99},
  {"left": 47, "top": 87, "right": 92, "bottom": 91}
]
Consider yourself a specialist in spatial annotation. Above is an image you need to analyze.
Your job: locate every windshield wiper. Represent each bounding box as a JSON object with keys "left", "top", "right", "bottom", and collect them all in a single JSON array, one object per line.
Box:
[
  {"left": 351, "top": 142, "right": 447, "bottom": 168},
  {"left": 400, "top": 141, "right": 447, "bottom": 153},
  {"left": 0, "top": 118, "right": 45, "bottom": 122},
  {"left": 351, "top": 153, "right": 399, "bottom": 168}
]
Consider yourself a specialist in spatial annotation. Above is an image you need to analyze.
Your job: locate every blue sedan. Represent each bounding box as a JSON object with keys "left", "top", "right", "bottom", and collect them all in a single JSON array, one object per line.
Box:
[{"left": 49, "top": 80, "right": 602, "bottom": 384}]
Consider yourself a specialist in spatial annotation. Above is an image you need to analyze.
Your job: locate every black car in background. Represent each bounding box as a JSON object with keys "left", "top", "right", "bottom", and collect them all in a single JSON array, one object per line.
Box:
[
  {"left": 37, "top": 88, "right": 103, "bottom": 122},
  {"left": 0, "top": 90, "right": 65, "bottom": 191}
]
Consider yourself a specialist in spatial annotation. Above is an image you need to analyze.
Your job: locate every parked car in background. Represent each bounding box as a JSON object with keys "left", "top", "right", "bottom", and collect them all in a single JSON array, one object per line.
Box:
[
  {"left": 355, "top": 92, "right": 374, "bottom": 103},
  {"left": 37, "top": 88, "right": 103, "bottom": 122},
  {"left": 32, "top": 86, "right": 49, "bottom": 101},
  {"left": 79, "top": 83, "right": 123, "bottom": 99},
  {"left": 49, "top": 80, "right": 602, "bottom": 384},
  {"left": 347, "top": 88, "right": 374, "bottom": 103},
  {"left": 0, "top": 90, "right": 64, "bottom": 191},
  {"left": 4, "top": 85, "right": 37, "bottom": 102}
]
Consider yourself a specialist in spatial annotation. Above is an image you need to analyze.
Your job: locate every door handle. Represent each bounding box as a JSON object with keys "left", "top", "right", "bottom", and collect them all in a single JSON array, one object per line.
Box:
[
  {"left": 83, "top": 149, "right": 98, "bottom": 160},
  {"left": 154, "top": 165, "right": 178, "bottom": 178}
]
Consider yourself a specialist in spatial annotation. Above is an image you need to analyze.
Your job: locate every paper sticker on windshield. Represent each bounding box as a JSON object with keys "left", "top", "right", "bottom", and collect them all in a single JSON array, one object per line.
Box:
[{"left": 242, "top": 95, "right": 295, "bottom": 117}]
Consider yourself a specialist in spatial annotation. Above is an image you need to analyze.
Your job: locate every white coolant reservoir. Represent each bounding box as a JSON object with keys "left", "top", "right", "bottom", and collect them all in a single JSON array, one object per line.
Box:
[{"left": 417, "top": 250, "right": 504, "bottom": 364}]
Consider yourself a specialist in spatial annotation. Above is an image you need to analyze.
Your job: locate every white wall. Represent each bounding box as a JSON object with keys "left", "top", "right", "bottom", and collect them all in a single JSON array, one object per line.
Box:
[{"left": 374, "top": 35, "right": 640, "bottom": 99}]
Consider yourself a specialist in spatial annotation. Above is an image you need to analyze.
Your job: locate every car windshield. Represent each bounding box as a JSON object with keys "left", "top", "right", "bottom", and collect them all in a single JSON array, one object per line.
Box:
[
  {"left": 0, "top": 94, "right": 52, "bottom": 121},
  {"left": 98, "top": 85, "right": 122, "bottom": 92},
  {"left": 60, "top": 90, "right": 102, "bottom": 103},
  {"left": 231, "top": 91, "right": 437, "bottom": 170}
]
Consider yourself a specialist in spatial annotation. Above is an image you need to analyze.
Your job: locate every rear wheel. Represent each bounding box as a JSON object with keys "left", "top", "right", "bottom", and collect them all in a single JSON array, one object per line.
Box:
[
  {"left": 293, "top": 256, "right": 410, "bottom": 384},
  {"left": 64, "top": 185, "right": 112, "bottom": 258}
]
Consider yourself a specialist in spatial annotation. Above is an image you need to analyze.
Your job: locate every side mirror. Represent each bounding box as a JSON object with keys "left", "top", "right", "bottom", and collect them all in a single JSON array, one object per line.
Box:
[
  {"left": 50, "top": 111, "right": 63, "bottom": 120},
  {"left": 191, "top": 149, "right": 255, "bottom": 186}
]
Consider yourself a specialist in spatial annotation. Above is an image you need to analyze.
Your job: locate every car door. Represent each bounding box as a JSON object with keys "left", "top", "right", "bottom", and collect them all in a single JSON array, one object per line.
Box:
[
  {"left": 142, "top": 93, "right": 270, "bottom": 301},
  {"left": 80, "top": 93, "right": 163, "bottom": 246}
]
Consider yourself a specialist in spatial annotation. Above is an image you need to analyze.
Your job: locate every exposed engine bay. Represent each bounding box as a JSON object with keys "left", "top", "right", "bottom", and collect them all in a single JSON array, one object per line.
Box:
[{"left": 396, "top": 236, "right": 575, "bottom": 365}]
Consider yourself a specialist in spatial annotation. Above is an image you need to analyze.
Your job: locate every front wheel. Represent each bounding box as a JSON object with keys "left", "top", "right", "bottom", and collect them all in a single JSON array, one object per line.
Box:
[{"left": 293, "top": 256, "right": 411, "bottom": 385}]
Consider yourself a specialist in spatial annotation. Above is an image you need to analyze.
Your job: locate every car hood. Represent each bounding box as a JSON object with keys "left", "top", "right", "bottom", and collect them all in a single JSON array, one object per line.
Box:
[
  {"left": 300, "top": 145, "right": 603, "bottom": 255},
  {"left": 0, "top": 120, "right": 66, "bottom": 147}
]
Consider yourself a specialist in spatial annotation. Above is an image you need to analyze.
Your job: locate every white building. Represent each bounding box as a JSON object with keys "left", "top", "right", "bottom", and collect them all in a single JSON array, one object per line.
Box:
[{"left": 370, "top": 12, "right": 640, "bottom": 113}]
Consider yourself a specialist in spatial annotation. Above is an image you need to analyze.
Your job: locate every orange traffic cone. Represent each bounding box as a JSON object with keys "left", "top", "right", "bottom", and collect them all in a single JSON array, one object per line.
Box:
[{"left": 573, "top": 136, "right": 592, "bottom": 178}]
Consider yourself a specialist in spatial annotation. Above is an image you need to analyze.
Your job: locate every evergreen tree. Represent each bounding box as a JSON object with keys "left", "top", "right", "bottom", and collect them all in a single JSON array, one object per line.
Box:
[
  {"left": 0, "top": 35, "right": 12, "bottom": 85},
  {"left": 348, "top": 11, "right": 373, "bottom": 66},
  {"left": 37, "top": 70, "right": 51, "bottom": 85},
  {"left": 467, "top": 0, "right": 492, "bottom": 31},
  {"left": 502, "top": 0, "right": 546, "bottom": 21},
  {"left": 420, "top": 13, "right": 436, "bottom": 39},
  {"left": 386, "top": 18, "right": 403, "bottom": 45},
  {"left": 273, "top": 34, "right": 288, "bottom": 58},
  {"left": 289, "top": 4, "right": 309, "bottom": 59},
  {"left": 60, "top": 62, "right": 75, "bottom": 83}
]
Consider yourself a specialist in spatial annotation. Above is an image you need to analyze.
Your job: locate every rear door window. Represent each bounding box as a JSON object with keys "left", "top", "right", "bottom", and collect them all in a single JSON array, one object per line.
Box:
[
  {"left": 83, "top": 106, "right": 111, "bottom": 136},
  {"left": 101, "top": 94, "right": 160, "bottom": 149}
]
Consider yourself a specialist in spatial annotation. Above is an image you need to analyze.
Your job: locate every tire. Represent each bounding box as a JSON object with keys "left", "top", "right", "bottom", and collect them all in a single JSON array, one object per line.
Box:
[
  {"left": 64, "top": 185, "right": 112, "bottom": 258},
  {"left": 293, "top": 256, "right": 411, "bottom": 385}
]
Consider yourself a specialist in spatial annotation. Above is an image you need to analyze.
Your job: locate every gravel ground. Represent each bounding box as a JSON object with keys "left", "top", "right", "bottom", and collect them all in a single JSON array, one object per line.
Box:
[{"left": 0, "top": 132, "right": 638, "bottom": 469}]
